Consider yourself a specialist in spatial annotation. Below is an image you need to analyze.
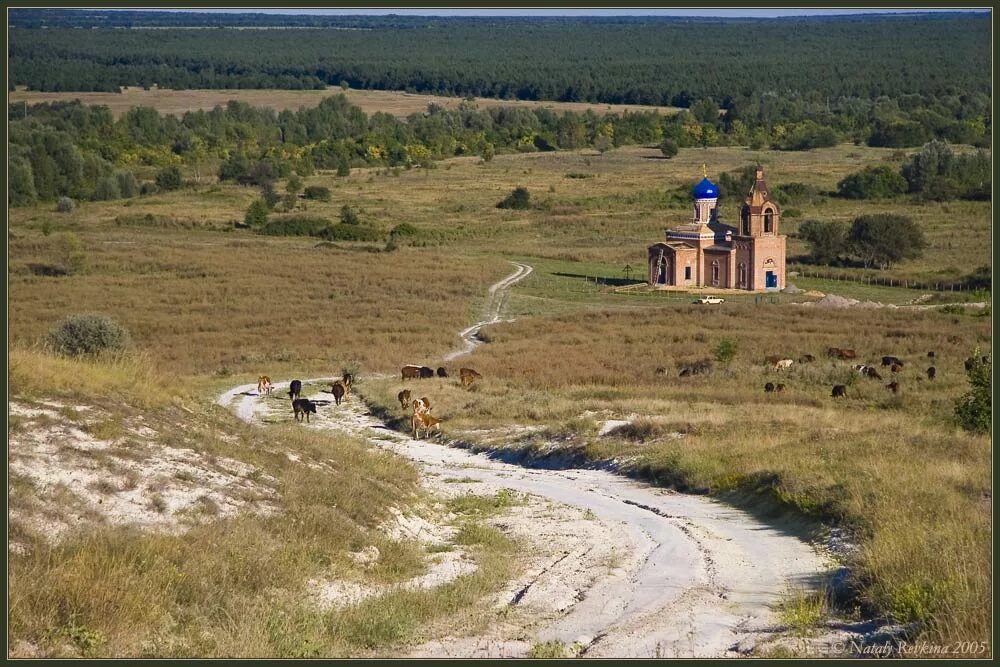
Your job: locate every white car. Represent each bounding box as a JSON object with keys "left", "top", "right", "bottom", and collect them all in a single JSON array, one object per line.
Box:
[{"left": 694, "top": 295, "right": 725, "bottom": 304}]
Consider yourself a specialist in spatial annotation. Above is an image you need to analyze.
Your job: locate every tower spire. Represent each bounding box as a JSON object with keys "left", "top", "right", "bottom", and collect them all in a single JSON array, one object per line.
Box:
[{"left": 702, "top": 163, "right": 707, "bottom": 178}]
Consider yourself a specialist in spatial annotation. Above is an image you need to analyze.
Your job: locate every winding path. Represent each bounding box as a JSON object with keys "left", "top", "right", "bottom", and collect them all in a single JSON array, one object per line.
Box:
[{"left": 216, "top": 261, "right": 831, "bottom": 658}]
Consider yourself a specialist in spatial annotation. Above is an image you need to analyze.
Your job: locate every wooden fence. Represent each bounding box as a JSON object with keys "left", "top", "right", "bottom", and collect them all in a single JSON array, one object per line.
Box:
[{"left": 793, "top": 267, "right": 988, "bottom": 293}]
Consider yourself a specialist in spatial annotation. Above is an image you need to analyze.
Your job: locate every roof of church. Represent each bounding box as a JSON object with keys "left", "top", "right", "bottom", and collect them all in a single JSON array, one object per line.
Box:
[
  {"left": 704, "top": 244, "right": 735, "bottom": 253},
  {"left": 745, "top": 166, "right": 778, "bottom": 209},
  {"left": 692, "top": 177, "right": 719, "bottom": 200}
]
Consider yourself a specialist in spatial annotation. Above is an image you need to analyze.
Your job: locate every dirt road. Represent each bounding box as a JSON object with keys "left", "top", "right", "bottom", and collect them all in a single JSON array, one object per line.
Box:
[{"left": 215, "top": 262, "right": 833, "bottom": 658}]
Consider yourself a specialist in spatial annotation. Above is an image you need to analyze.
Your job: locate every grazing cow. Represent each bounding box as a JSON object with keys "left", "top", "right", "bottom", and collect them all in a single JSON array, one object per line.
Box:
[
  {"left": 927, "top": 366, "right": 936, "bottom": 381},
  {"left": 839, "top": 349, "right": 857, "bottom": 360},
  {"left": 655, "top": 367, "right": 667, "bottom": 375},
  {"left": 827, "top": 347, "right": 842, "bottom": 358},
  {"left": 411, "top": 410, "right": 442, "bottom": 439},
  {"left": 776, "top": 383, "right": 786, "bottom": 393},
  {"left": 419, "top": 366, "right": 435, "bottom": 379},
  {"left": 411, "top": 396, "right": 432, "bottom": 414},
  {"left": 289, "top": 379, "right": 303, "bottom": 402},
  {"left": 679, "top": 367, "right": 692, "bottom": 378},
  {"left": 460, "top": 367, "right": 483, "bottom": 388},
  {"left": 397, "top": 389, "right": 412, "bottom": 410},
  {"left": 799, "top": 354, "right": 816, "bottom": 364},
  {"left": 341, "top": 373, "right": 354, "bottom": 394},
  {"left": 881, "top": 356, "right": 903, "bottom": 367},
  {"left": 774, "top": 359, "right": 794, "bottom": 370},
  {"left": 891, "top": 363, "right": 902, "bottom": 374},
  {"left": 765, "top": 355, "right": 782, "bottom": 366},
  {"left": 437, "top": 367, "right": 449, "bottom": 378},
  {"left": 853, "top": 364, "right": 868, "bottom": 373},
  {"left": 764, "top": 382, "right": 775, "bottom": 393},
  {"left": 331, "top": 381, "right": 346, "bottom": 406},
  {"left": 965, "top": 357, "right": 975, "bottom": 371},
  {"left": 831, "top": 385, "right": 847, "bottom": 398},
  {"left": 864, "top": 367, "right": 883, "bottom": 380},
  {"left": 257, "top": 375, "right": 273, "bottom": 396},
  {"left": 927, "top": 351, "right": 936, "bottom": 358},
  {"left": 401, "top": 365, "right": 422, "bottom": 380},
  {"left": 886, "top": 381, "right": 899, "bottom": 394},
  {"left": 292, "top": 398, "right": 317, "bottom": 423}
]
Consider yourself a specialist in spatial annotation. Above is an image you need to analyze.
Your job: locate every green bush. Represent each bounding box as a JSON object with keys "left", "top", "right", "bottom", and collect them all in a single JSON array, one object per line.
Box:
[
  {"left": 340, "top": 205, "right": 360, "bottom": 225},
  {"left": 303, "top": 185, "right": 331, "bottom": 201},
  {"left": 115, "top": 170, "right": 139, "bottom": 198},
  {"left": 56, "top": 196, "right": 75, "bottom": 213},
  {"left": 497, "top": 186, "right": 531, "bottom": 209},
  {"left": 659, "top": 138, "right": 679, "bottom": 158},
  {"left": 154, "top": 166, "right": 183, "bottom": 191},
  {"left": 836, "top": 165, "right": 908, "bottom": 199},
  {"left": 47, "top": 314, "right": 131, "bottom": 357},
  {"left": 256, "top": 215, "right": 332, "bottom": 237},
  {"left": 390, "top": 222, "right": 419, "bottom": 237},
  {"left": 319, "top": 224, "right": 381, "bottom": 242},
  {"left": 244, "top": 199, "right": 270, "bottom": 228},
  {"left": 92, "top": 176, "right": 121, "bottom": 201},
  {"left": 955, "top": 354, "right": 991, "bottom": 433}
]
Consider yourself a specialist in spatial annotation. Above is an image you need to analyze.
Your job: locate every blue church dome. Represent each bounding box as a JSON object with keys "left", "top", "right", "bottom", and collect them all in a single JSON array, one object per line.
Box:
[{"left": 692, "top": 177, "right": 718, "bottom": 200}]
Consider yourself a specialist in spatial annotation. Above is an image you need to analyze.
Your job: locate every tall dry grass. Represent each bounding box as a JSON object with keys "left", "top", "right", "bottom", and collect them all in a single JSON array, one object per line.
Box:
[{"left": 363, "top": 302, "right": 992, "bottom": 648}]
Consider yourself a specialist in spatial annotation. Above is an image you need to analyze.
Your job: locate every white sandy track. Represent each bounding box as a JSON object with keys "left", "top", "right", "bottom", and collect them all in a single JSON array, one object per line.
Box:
[{"left": 215, "top": 262, "right": 832, "bottom": 658}]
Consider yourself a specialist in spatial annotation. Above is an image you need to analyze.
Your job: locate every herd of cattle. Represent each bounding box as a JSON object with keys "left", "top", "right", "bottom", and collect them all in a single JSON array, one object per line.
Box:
[
  {"left": 253, "top": 365, "right": 484, "bottom": 438},
  {"left": 661, "top": 349, "right": 991, "bottom": 399},
  {"left": 765, "top": 349, "right": 942, "bottom": 398}
]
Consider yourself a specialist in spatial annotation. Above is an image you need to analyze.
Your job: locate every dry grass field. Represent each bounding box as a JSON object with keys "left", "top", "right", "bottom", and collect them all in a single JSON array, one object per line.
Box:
[
  {"left": 9, "top": 86, "right": 682, "bottom": 119},
  {"left": 7, "top": 140, "right": 992, "bottom": 654}
]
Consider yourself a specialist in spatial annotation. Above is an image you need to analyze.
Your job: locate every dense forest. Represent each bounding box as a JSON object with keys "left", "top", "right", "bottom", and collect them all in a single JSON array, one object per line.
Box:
[{"left": 9, "top": 13, "right": 990, "bottom": 106}]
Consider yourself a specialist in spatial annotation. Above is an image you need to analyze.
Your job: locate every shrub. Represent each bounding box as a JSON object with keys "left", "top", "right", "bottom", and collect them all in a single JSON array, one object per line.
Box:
[
  {"left": 659, "top": 138, "right": 679, "bottom": 158},
  {"left": 319, "top": 224, "right": 381, "bottom": 242},
  {"left": 56, "top": 197, "right": 75, "bottom": 213},
  {"left": 244, "top": 199, "right": 270, "bottom": 228},
  {"left": 261, "top": 181, "right": 281, "bottom": 209},
  {"left": 139, "top": 182, "right": 159, "bottom": 196},
  {"left": 57, "top": 232, "right": 87, "bottom": 274},
  {"left": 47, "top": 314, "right": 131, "bottom": 357},
  {"left": 256, "top": 215, "right": 332, "bottom": 237},
  {"left": 714, "top": 338, "right": 738, "bottom": 367},
  {"left": 303, "top": 185, "right": 331, "bottom": 201},
  {"left": 390, "top": 223, "right": 419, "bottom": 237},
  {"left": 836, "top": 165, "right": 908, "bottom": 199},
  {"left": 340, "top": 205, "right": 360, "bottom": 225},
  {"left": 955, "top": 354, "right": 991, "bottom": 433},
  {"left": 848, "top": 214, "right": 926, "bottom": 269},
  {"left": 799, "top": 219, "right": 848, "bottom": 265},
  {"left": 92, "top": 176, "right": 121, "bottom": 201},
  {"left": 154, "top": 166, "right": 183, "bottom": 191},
  {"left": 497, "top": 187, "right": 531, "bottom": 210},
  {"left": 115, "top": 170, "right": 139, "bottom": 198},
  {"left": 337, "top": 159, "right": 351, "bottom": 177}
]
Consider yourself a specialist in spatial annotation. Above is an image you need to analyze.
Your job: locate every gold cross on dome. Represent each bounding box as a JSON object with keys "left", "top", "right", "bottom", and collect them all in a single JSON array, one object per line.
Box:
[{"left": 702, "top": 163, "right": 707, "bottom": 178}]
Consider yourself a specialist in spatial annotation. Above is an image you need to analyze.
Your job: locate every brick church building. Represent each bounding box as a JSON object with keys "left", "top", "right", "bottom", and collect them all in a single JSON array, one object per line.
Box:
[{"left": 647, "top": 166, "right": 786, "bottom": 291}]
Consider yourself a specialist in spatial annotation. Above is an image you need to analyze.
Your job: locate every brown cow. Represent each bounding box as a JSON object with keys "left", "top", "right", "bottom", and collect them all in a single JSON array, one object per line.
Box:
[
  {"left": 886, "top": 381, "right": 899, "bottom": 394},
  {"left": 764, "top": 355, "right": 782, "bottom": 366},
  {"left": 655, "top": 367, "right": 667, "bottom": 375},
  {"left": 839, "top": 349, "right": 857, "bottom": 360},
  {"left": 411, "top": 410, "right": 442, "bottom": 439},
  {"left": 864, "top": 366, "right": 883, "bottom": 380},
  {"left": 799, "top": 354, "right": 815, "bottom": 364},
  {"left": 827, "top": 347, "right": 842, "bottom": 358},
  {"left": 460, "top": 367, "right": 483, "bottom": 388},
  {"left": 341, "top": 372, "right": 354, "bottom": 394},
  {"left": 927, "top": 351, "right": 936, "bottom": 358},
  {"left": 831, "top": 385, "right": 847, "bottom": 398},
  {"left": 412, "top": 396, "right": 431, "bottom": 414},
  {"left": 776, "top": 383, "right": 786, "bottom": 393},
  {"left": 331, "top": 381, "right": 346, "bottom": 406},
  {"left": 397, "top": 389, "right": 412, "bottom": 410},
  {"left": 257, "top": 375, "right": 273, "bottom": 395},
  {"left": 401, "top": 365, "right": 422, "bottom": 380},
  {"left": 891, "top": 363, "right": 902, "bottom": 374}
]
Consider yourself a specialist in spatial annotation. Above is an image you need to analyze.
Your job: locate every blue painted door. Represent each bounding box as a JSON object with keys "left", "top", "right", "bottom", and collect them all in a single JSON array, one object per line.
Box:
[{"left": 766, "top": 271, "right": 778, "bottom": 289}]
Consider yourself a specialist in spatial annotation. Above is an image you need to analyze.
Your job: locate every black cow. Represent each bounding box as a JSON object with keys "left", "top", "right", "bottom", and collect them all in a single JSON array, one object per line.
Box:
[
  {"left": 419, "top": 366, "right": 435, "bottom": 379},
  {"left": 436, "top": 367, "right": 449, "bottom": 378},
  {"left": 799, "top": 354, "right": 816, "bottom": 364},
  {"left": 764, "top": 382, "right": 775, "bottom": 393},
  {"left": 864, "top": 366, "right": 883, "bottom": 380},
  {"left": 881, "top": 356, "right": 903, "bottom": 368},
  {"left": 292, "top": 398, "right": 317, "bottom": 423},
  {"left": 832, "top": 385, "right": 847, "bottom": 398},
  {"left": 926, "top": 367, "right": 936, "bottom": 381},
  {"left": 289, "top": 379, "right": 303, "bottom": 401},
  {"left": 927, "top": 351, "right": 936, "bottom": 358}
]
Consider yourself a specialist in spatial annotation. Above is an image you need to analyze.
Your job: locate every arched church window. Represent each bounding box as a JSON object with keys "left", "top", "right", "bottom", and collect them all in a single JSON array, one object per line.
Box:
[
  {"left": 738, "top": 263, "right": 747, "bottom": 287},
  {"left": 711, "top": 260, "right": 720, "bottom": 285},
  {"left": 741, "top": 207, "right": 750, "bottom": 235},
  {"left": 764, "top": 209, "right": 774, "bottom": 233}
]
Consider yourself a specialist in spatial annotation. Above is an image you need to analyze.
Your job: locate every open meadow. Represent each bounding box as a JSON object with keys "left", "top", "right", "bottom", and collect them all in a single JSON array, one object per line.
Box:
[{"left": 7, "top": 139, "right": 992, "bottom": 655}]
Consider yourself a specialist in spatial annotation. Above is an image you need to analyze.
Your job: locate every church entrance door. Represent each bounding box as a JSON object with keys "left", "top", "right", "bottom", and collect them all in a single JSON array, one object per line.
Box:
[
  {"left": 657, "top": 257, "right": 669, "bottom": 285},
  {"left": 765, "top": 271, "right": 777, "bottom": 289}
]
